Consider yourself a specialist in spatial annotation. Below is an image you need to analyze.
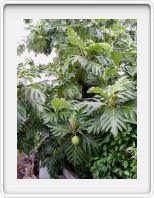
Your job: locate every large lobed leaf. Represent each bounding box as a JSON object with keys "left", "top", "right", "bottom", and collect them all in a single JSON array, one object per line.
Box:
[
  {"left": 49, "top": 124, "right": 70, "bottom": 138},
  {"left": 88, "top": 108, "right": 127, "bottom": 137},
  {"left": 65, "top": 143, "right": 87, "bottom": 166},
  {"left": 121, "top": 100, "right": 137, "bottom": 124},
  {"left": 82, "top": 134, "right": 100, "bottom": 155},
  {"left": 66, "top": 28, "right": 86, "bottom": 51},
  {"left": 24, "top": 87, "right": 46, "bottom": 112}
]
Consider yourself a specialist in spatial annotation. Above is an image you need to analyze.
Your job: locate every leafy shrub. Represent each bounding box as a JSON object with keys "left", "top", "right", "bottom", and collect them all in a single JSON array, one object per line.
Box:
[{"left": 89, "top": 130, "right": 137, "bottom": 179}]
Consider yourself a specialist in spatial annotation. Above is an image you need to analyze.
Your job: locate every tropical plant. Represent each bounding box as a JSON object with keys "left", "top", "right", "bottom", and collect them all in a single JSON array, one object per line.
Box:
[{"left": 17, "top": 19, "right": 137, "bottom": 178}]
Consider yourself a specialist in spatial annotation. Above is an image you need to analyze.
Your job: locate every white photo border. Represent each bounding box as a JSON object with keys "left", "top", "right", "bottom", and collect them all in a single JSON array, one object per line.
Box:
[{"left": 0, "top": 1, "right": 154, "bottom": 197}]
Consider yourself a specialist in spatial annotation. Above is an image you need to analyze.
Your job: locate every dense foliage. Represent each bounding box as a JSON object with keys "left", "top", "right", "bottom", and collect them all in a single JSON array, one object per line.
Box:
[{"left": 17, "top": 19, "right": 137, "bottom": 179}]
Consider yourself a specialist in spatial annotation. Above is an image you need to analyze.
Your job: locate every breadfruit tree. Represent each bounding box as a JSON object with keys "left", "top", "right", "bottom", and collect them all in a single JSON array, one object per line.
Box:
[{"left": 17, "top": 19, "right": 137, "bottom": 179}]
